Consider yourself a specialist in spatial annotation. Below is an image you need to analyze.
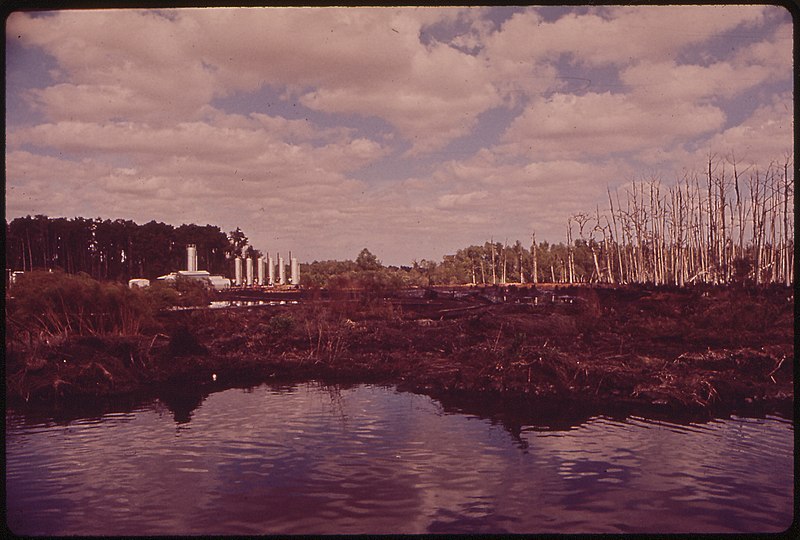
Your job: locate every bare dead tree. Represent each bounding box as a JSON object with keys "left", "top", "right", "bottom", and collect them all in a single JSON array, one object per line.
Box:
[{"left": 551, "top": 153, "right": 792, "bottom": 288}]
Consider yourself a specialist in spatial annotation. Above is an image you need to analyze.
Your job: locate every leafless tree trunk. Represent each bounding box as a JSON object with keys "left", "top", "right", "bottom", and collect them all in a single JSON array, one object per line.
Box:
[
  {"left": 490, "top": 239, "right": 497, "bottom": 285},
  {"left": 554, "top": 153, "right": 792, "bottom": 288},
  {"left": 501, "top": 240, "right": 508, "bottom": 284},
  {"left": 566, "top": 218, "right": 574, "bottom": 284}
]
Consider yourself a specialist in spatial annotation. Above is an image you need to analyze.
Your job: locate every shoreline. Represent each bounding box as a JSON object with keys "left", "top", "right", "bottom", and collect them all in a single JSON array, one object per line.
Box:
[{"left": 6, "top": 285, "right": 794, "bottom": 424}]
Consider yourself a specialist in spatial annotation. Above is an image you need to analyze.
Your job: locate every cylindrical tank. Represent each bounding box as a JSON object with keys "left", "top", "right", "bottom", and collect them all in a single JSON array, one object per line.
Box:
[
  {"left": 278, "top": 255, "right": 286, "bottom": 285},
  {"left": 290, "top": 257, "right": 300, "bottom": 285},
  {"left": 267, "top": 255, "right": 275, "bottom": 286},
  {"left": 246, "top": 257, "right": 254, "bottom": 286},
  {"left": 234, "top": 257, "right": 242, "bottom": 286},
  {"left": 257, "top": 257, "right": 264, "bottom": 285},
  {"left": 187, "top": 244, "right": 197, "bottom": 272}
]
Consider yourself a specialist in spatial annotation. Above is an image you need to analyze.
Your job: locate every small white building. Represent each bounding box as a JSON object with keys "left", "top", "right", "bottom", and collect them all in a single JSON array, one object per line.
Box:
[
  {"left": 208, "top": 275, "right": 231, "bottom": 290},
  {"left": 156, "top": 270, "right": 231, "bottom": 291},
  {"left": 128, "top": 278, "right": 151, "bottom": 288}
]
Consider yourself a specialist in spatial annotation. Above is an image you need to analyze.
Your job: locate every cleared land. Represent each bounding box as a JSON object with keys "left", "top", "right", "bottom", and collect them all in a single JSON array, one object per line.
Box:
[{"left": 6, "top": 285, "right": 793, "bottom": 423}]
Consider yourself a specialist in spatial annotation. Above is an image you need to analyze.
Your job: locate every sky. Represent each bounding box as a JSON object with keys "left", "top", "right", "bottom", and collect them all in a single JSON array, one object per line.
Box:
[{"left": 5, "top": 6, "right": 793, "bottom": 266}]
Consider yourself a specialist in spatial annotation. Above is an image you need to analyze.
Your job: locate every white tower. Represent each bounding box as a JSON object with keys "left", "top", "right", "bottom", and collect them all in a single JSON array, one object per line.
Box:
[
  {"left": 257, "top": 256, "right": 264, "bottom": 285},
  {"left": 246, "top": 257, "right": 254, "bottom": 286},
  {"left": 290, "top": 256, "right": 300, "bottom": 285},
  {"left": 187, "top": 244, "right": 197, "bottom": 272},
  {"left": 267, "top": 254, "right": 275, "bottom": 286},
  {"left": 234, "top": 257, "right": 243, "bottom": 286},
  {"left": 278, "top": 254, "right": 286, "bottom": 285}
]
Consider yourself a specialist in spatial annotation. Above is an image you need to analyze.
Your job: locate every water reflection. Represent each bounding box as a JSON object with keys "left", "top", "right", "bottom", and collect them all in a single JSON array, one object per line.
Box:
[
  {"left": 157, "top": 389, "right": 209, "bottom": 424},
  {"left": 6, "top": 383, "right": 794, "bottom": 535}
]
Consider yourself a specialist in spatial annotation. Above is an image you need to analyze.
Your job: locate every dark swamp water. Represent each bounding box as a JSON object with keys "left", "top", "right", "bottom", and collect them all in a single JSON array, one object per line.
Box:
[{"left": 5, "top": 382, "right": 794, "bottom": 535}]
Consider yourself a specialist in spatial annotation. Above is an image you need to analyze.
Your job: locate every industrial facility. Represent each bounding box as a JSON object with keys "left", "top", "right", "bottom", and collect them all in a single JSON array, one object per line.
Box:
[
  {"left": 129, "top": 244, "right": 300, "bottom": 290},
  {"left": 142, "top": 245, "right": 232, "bottom": 290},
  {"left": 233, "top": 250, "right": 299, "bottom": 287}
]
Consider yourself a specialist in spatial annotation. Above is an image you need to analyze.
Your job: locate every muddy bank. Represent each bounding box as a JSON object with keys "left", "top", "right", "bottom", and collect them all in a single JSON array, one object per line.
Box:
[{"left": 6, "top": 285, "right": 794, "bottom": 422}]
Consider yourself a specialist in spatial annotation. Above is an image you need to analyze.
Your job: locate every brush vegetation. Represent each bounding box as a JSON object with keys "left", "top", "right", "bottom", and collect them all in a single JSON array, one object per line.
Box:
[
  {"left": 5, "top": 272, "right": 793, "bottom": 422},
  {"left": 6, "top": 269, "right": 210, "bottom": 344}
]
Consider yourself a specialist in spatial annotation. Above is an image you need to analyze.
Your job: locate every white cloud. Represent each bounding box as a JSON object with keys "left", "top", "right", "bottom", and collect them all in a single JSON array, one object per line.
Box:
[
  {"left": 436, "top": 190, "right": 489, "bottom": 210},
  {"left": 8, "top": 8, "right": 504, "bottom": 152},
  {"left": 621, "top": 61, "right": 771, "bottom": 105},
  {"left": 499, "top": 92, "right": 726, "bottom": 160},
  {"left": 5, "top": 6, "right": 793, "bottom": 265},
  {"left": 704, "top": 93, "right": 794, "bottom": 165},
  {"left": 296, "top": 39, "right": 503, "bottom": 153},
  {"left": 488, "top": 5, "right": 769, "bottom": 69},
  {"left": 10, "top": 113, "right": 389, "bottom": 178},
  {"left": 732, "top": 21, "right": 793, "bottom": 76},
  {"left": 9, "top": 10, "right": 218, "bottom": 124}
]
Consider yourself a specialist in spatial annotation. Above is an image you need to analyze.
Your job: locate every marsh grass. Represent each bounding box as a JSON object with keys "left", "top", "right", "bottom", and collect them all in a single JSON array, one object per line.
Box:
[{"left": 5, "top": 270, "right": 210, "bottom": 346}]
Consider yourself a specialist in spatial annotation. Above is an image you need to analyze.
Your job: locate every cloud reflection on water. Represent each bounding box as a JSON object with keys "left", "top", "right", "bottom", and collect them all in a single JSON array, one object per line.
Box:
[{"left": 5, "top": 383, "right": 794, "bottom": 535}]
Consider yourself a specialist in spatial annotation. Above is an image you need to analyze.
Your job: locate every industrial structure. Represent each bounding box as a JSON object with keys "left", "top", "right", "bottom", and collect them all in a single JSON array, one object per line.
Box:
[
  {"left": 126, "top": 244, "right": 299, "bottom": 290},
  {"left": 137, "top": 244, "right": 232, "bottom": 290},
  {"left": 232, "top": 250, "right": 300, "bottom": 288},
  {"left": 187, "top": 244, "right": 198, "bottom": 272}
]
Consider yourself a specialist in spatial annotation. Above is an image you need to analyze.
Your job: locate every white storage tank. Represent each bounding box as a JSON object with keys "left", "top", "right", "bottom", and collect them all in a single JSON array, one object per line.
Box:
[
  {"left": 234, "top": 257, "right": 243, "bottom": 286},
  {"left": 278, "top": 254, "right": 286, "bottom": 285},
  {"left": 290, "top": 257, "right": 300, "bottom": 285},
  {"left": 257, "top": 256, "right": 265, "bottom": 285},
  {"left": 128, "top": 278, "right": 150, "bottom": 288},
  {"left": 246, "top": 257, "right": 254, "bottom": 286},
  {"left": 267, "top": 254, "right": 275, "bottom": 286}
]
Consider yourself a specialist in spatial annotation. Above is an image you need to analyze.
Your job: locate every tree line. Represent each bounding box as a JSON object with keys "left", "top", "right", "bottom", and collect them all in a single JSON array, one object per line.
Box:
[
  {"left": 5, "top": 216, "right": 243, "bottom": 281},
  {"left": 304, "top": 155, "right": 793, "bottom": 288},
  {"left": 6, "top": 154, "right": 792, "bottom": 288},
  {"left": 300, "top": 242, "right": 600, "bottom": 289}
]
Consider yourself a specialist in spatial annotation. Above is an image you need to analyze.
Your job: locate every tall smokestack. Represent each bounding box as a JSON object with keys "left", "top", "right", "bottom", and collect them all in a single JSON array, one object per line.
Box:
[{"left": 187, "top": 244, "right": 197, "bottom": 272}]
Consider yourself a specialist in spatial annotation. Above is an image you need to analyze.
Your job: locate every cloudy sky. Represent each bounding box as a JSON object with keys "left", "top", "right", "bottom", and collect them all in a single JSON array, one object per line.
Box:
[{"left": 5, "top": 6, "right": 793, "bottom": 265}]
